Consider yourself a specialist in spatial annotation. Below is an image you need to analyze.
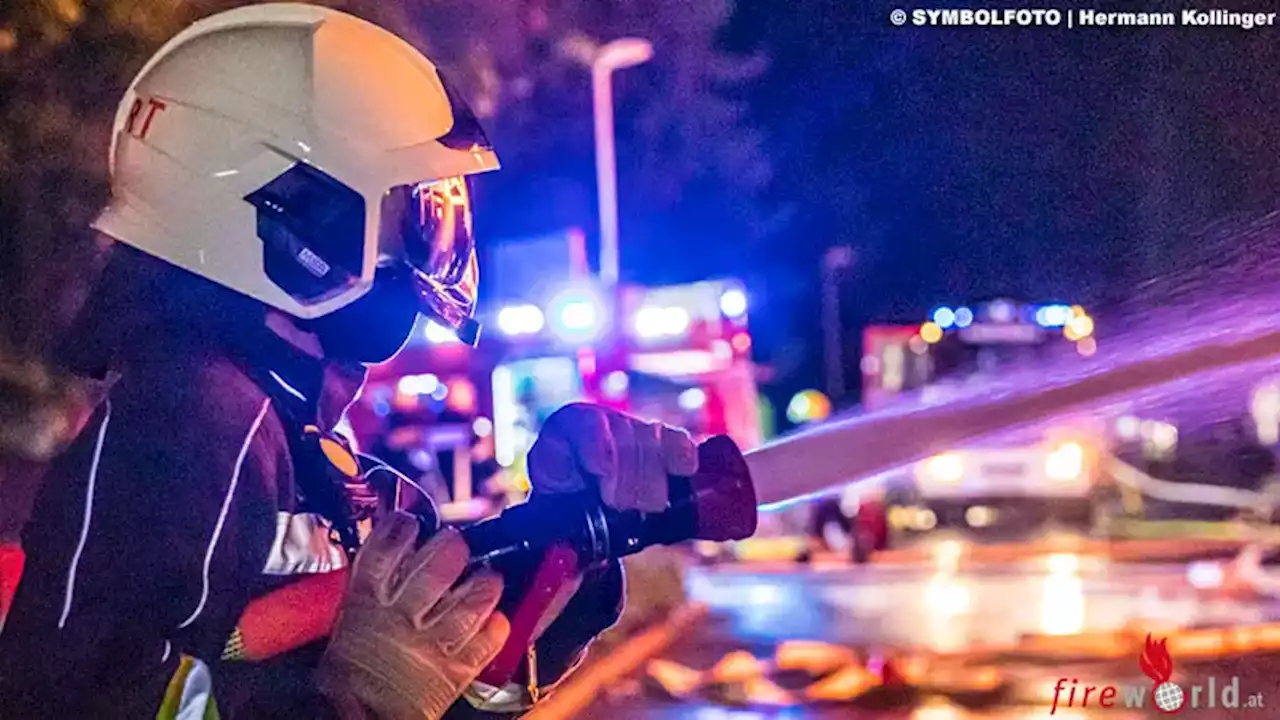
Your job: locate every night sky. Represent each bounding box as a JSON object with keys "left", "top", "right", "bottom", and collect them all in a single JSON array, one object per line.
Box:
[{"left": 712, "top": 0, "right": 1280, "bottom": 404}]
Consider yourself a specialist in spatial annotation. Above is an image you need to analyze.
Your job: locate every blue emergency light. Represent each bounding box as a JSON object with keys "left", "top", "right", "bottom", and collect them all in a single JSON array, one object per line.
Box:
[
  {"left": 1035, "top": 304, "right": 1072, "bottom": 328},
  {"left": 496, "top": 304, "right": 545, "bottom": 336},
  {"left": 719, "top": 289, "right": 748, "bottom": 318},
  {"left": 548, "top": 288, "right": 605, "bottom": 342},
  {"left": 932, "top": 307, "right": 956, "bottom": 329}
]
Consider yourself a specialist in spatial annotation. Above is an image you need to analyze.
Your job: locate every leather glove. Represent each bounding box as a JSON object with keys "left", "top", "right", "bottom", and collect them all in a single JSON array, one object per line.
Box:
[
  {"left": 317, "top": 512, "right": 509, "bottom": 720},
  {"left": 518, "top": 404, "right": 698, "bottom": 676},
  {"left": 528, "top": 402, "right": 699, "bottom": 513}
]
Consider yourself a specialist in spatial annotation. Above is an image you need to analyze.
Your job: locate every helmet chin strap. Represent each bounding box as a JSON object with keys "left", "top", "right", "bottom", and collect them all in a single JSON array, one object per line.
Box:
[{"left": 265, "top": 311, "right": 325, "bottom": 359}]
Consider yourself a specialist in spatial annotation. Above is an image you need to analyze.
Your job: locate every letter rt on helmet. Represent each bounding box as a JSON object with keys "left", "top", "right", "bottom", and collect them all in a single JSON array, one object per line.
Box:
[{"left": 93, "top": 3, "right": 498, "bottom": 362}]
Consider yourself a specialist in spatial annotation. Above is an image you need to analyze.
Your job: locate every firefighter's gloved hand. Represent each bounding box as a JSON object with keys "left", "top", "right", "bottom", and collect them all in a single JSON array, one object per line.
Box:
[
  {"left": 521, "top": 403, "right": 696, "bottom": 681},
  {"left": 317, "top": 512, "right": 509, "bottom": 720},
  {"left": 528, "top": 403, "right": 699, "bottom": 513}
]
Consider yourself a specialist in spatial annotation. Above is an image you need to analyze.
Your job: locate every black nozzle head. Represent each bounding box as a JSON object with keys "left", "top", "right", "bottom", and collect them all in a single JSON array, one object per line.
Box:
[{"left": 688, "top": 435, "right": 757, "bottom": 542}]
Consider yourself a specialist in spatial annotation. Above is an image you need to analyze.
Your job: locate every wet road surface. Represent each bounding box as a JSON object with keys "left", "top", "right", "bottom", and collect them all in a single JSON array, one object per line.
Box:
[{"left": 586, "top": 547, "right": 1280, "bottom": 718}]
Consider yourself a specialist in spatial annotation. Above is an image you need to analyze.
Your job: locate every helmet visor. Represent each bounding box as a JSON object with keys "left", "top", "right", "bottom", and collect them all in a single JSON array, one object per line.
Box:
[
  {"left": 380, "top": 176, "right": 473, "bottom": 284},
  {"left": 379, "top": 176, "right": 480, "bottom": 343}
]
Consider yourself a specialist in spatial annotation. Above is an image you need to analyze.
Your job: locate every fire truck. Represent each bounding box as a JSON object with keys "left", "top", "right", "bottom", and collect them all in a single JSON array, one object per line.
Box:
[
  {"left": 348, "top": 231, "right": 765, "bottom": 524},
  {"left": 829, "top": 299, "right": 1104, "bottom": 560}
]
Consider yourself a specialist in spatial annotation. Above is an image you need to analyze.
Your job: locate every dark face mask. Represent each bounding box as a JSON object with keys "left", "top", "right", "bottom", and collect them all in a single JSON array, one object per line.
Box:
[{"left": 306, "top": 266, "right": 421, "bottom": 365}]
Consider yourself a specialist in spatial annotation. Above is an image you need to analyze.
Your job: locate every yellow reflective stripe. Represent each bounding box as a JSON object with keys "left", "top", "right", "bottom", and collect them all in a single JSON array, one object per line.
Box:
[
  {"left": 156, "top": 655, "right": 221, "bottom": 720},
  {"left": 157, "top": 655, "right": 194, "bottom": 719}
]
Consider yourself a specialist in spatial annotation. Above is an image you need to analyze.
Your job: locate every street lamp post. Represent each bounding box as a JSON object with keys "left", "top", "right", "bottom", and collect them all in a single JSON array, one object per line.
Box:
[
  {"left": 551, "top": 36, "right": 653, "bottom": 410},
  {"left": 822, "top": 246, "right": 855, "bottom": 403},
  {"left": 589, "top": 38, "right": 653, "bottom": 287}
]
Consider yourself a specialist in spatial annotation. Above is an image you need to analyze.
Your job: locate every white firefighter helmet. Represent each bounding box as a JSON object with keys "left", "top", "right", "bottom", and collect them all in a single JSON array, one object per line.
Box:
[{"left": 93, "top": 3, "right": 498, "bottom": 346}]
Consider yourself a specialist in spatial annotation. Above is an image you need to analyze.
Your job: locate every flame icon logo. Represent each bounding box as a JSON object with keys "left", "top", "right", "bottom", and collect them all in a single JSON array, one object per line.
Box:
[
  {"left": 1139, "top": 634, "right": 1174, "bottom": 684},
  {"left": 1140, "top": 634, "right": 1186, "bottom": 713}
]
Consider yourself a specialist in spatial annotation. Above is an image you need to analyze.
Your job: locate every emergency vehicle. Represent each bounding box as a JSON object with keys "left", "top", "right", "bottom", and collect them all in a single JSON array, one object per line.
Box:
[
  {"left": 349, "top": 230, "right": 766, "bottom": 523},
  {"left": 835, "top": 299, "right": 1105, "bottom": 558}
]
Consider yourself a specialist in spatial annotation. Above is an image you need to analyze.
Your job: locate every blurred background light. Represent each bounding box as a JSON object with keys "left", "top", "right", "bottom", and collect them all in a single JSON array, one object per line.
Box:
[
  {"left": 1045, "top": 441, "right": 1085, "bottom": 481},
  {"left": 1041, "top": 553, "right": 1085, "bottom": 636},
  {"left": 924, "top": 573, "right": 970, "bottom": 613},
  {"left": 964, "top": 505, "right": 996, "bottom": 528},
  {"left": 1252, "top": 380, "right": 1280, "bottom": 444},
  {"left": 1145, "top": 420, "right": 1179, "bottom": 454},
  {"left": 444, "top": 377, "right": 474, "bottom": 413},
  {"left": 932, "top": 538, "right": 965, "bottom": 571},
  {"left": 786, "top": 389, "right": 832, "bottom": 424},
  {"left": 1046, "top": 553, "right": 1080, "bottom": 575},
  {"left": 634, "top": 305, "right": 691, "bottom": 339},
  {"left": 920, "top": 321, "right": 944, "bottom": 344},
  {"left": 1063, "top": 313, "right": 1095, "bottom": 341},
  {"left": 932, "top": 306, "right": 956, "bottom": 329},
  {"left": 548, "top": 288, "right": 605, "bottom": 341},
  {"left": 397, "top": 373, "right": 439, "bottom": 396},
  {"left": 678, "top": 387, "right": 707, "bottom": 411},
  {"left": 1116, "top": 415, "right": 1141, "bottom": 440},
  {"left": 988, "top": 300, "right": 1015, "bottom": 323},
  {"left": 561, "top": 300, "right": 597, "bottom": 330},
  {"left": 496, "top": 304, "right": 545, "bottom": 336},
  {"left": 921, "top": 452, "right": 965, "bottom": 483},
  {"left": 719, "top": 288, "right": 748, "bottom": 317},
  {"left": 953, "top": 306, "right": 974, "bottom": 328},
  {"left": 1187, "top": 561, "right": 1225, "bottom": 590},
  {"left": 1035, "top": 304, "right": 1072, "bottom": 328},
  {"left": 602, "top": 370, "right": 629, "bottom": 398},
  {"left": 424, "top": 320, "right": 461, "bottom": 344},
  {"left": 915, "top": 508, "right": 938, "bottom": 530}
]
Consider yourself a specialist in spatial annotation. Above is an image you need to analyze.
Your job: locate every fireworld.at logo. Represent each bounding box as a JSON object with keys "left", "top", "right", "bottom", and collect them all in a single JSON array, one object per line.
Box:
[{"left": 1050, "top": 634, "right": 1266, "bottom": 714}]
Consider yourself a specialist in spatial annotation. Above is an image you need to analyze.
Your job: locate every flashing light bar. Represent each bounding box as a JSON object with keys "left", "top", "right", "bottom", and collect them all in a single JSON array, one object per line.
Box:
[
  {"left": 397, "top": 373, "right": 440, "bottom": 396},
  {"left": 559, "top": 300, "right": 597, "bottom": 330},
  {"left": 932, "top": 307, "right": 956, "bottom": 329},
  {"left": 634, "top": 306, "right": 691, "bottom": 339},
  {"left": 1035, "top": 304, "right": 1073, "bottom": 328},
  {"left": 719, "top": 289, "right": 748, "bottom": 318},
  {"left": 987, "top": 300, "right": 1016, "bottom": 323},
  {"left": 547, "top": 288, "right": 606, "bottom": 342},
  {"left": 925, "top": 302, "right": 1084, "bottom": 332},
  {"left": 496, "top": 304, "right": 545, "bottom": 336},
  {"left": 486, "top": 281, "right": 752, "bottom": 345},
  {"left": 629, "top": 350, "right": 725, "bottom": 377},
  {"left": 959, "top": 323, "right": 1042, "bottom": 344}
]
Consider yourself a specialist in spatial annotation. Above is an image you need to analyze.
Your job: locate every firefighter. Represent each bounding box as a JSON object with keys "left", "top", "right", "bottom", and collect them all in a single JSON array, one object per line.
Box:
[{"left": 0, "top": 5, "right": 696, "bottom": 718}]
